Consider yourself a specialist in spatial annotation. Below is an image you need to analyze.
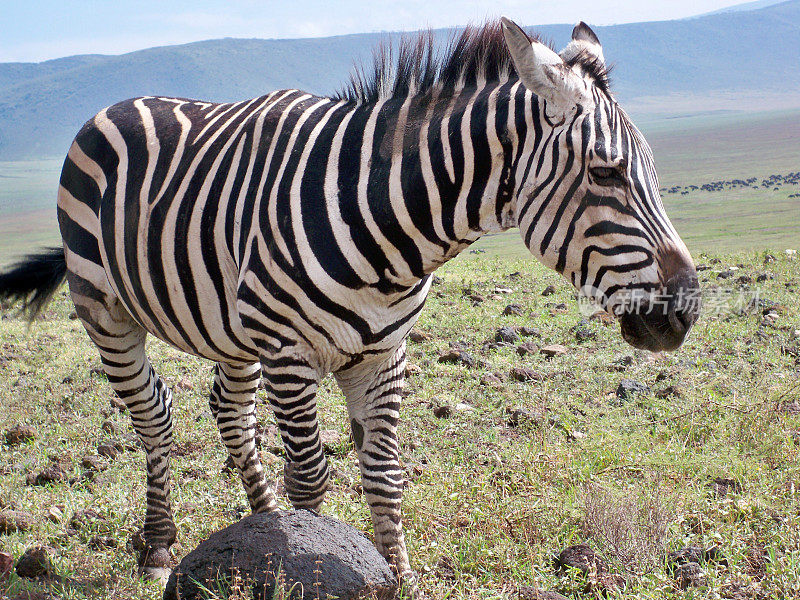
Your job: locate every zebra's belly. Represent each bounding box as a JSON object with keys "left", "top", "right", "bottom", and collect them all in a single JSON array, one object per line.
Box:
[{"left": 99, "top": 241, "right": 259, "bottom": 365}]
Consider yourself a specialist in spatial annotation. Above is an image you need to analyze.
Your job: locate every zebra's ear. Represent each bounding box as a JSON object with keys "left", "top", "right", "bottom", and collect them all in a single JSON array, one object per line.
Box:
[
  {"left": 560, "top": 21, "right": 605, "bottom": 65},
  {"left": 501, "top": 17, "right": 591, "bottom": 111}
]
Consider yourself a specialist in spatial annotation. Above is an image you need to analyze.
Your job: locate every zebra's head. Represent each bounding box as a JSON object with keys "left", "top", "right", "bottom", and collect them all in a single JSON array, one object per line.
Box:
[{"left": 501, "top": 18, "right": 700, "bottom": 352}]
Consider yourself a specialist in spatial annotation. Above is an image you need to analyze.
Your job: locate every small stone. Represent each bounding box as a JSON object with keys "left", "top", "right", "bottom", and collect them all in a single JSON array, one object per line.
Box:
[
  {"left": 15, "top": 546, "right": 52, "bottom": 579},
  {"left": 590, "top": 310, "right": 615, "bottom": 325},
  {"left": 509, "top": 367, "right": 543, "bottom": 382},
  {"left": 615, "top": 379, "right": 649, "bottom": 402},
  {"left": 542, "top": 285, "right": 556, "bottom": 296},
  {"left": 4, "top": 425, "right": 37, "bottom": 446},
  {"left": 675, "top": 562, "right": 707, "bottom": 589},
  {"left": 540, "top": 344, "right": 567, "bottom": 358},
  {"left": 404, "top": 363, "right": 421, "bottom": 377},
  {"left": 518, "top": 586, "right": 568, "bottom": 600},
  {"left": 110, "top": 397, "right": 127, "bottom": 412},
  {"left": 89, "top": 535, "right": 117, "bottom": 550},
  {"left": 711, "top": 477, "right": 742, "bottom": 498},
  {"left": 495, "top": 326, "right": 520, "bottom": 344},
  {"left": 554, "top": 544, "right": 605, "bottom": 574},
  {"left": 175, "top": 376, "right": 194, "bottom": 391},
  {"left": 717, "top": 270, "right": 735, "bottom": 279},
  {"left": 408, "top": 330, "right": 431, "bottom": 343},
  {"left": 574, "top": 327, "right": 595, "bottom": 342},
  {"left": 47, "top": 506, "right": 63, "bottom": 523},
  {"left": 506, "top": 407, "right": 543, "bottom": 427},
  {"left": 502, "top": 304, "right": 524, "bottom": 316},
  {"left": 667, "top": 546, "right": 705, "bottom": 569},
  {"left": 518, "top": 327, "right": 541, "bottom": 338},
  {"left": 433, "top": 405, "right": 452, "bottom": 419},
  {"left": 68, "top": 311, "right": 79, "bottom": 320},
  {"left": 32, "top": 464, "right": 68, "bottom": 486},
  {"left": 0, "top": 551, "right": 11, "bottom": 581},
  {"left": 438, "top": 350, "right": 476, "bottom": 368},
  {"left": 468, "top": 293, "right": 485, "bottom": 304},
  {"left": 320, "top": 429, "right": 345, "bottom": 456},
  {"left": 0, "top": 510, "right": 34, "bottom": 534},
  {"left": 494, "top": 286, "right": 513, "bottom": 294},
  {"left": 100, "top": 420, "right": 116, "bottom": 434},
  {"left": 516, "top": 342, "right": 539, "bottom": 357},
  {"left": 81, "top": 456, "right": 107, "bottom": 472},
  {"left": 69, "top": 509, "right": 102, "bottom": 530},
  {"left": 97, "top": 443, "right": 119, "bottom": 459},
  {"left": 454, "top": 403, "right": 475, "bottom": 413},
  {"left": 655, "top": 385, "right": 684, "bottom": 399},
  {"left": 480, "top": 373, "right": 503, "bottom": 386}
]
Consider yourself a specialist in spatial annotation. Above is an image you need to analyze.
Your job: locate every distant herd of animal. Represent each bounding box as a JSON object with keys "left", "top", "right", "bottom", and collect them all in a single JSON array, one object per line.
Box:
[{"left": 662, "top": 170, "right": 800, "bottom": 196}]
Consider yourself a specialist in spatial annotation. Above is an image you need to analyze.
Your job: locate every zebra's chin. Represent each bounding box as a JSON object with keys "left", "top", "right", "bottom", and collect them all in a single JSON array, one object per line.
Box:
[{"left": 618, "top": 311, "right": 691, "bottom": 353}]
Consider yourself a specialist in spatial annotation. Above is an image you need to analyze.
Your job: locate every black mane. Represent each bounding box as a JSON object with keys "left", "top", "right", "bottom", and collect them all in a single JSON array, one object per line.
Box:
[{"left": 336, "top": 20, "right": 612, "bottom": 103}]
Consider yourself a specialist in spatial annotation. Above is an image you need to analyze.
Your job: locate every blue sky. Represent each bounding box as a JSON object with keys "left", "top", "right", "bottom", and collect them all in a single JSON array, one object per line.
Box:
[{"left": 0, "top": 0, "right": 765, "bottom": 62}]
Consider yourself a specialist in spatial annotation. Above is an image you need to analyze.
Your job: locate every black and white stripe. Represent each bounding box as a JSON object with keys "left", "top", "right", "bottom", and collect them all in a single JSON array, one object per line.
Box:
[{"left": 0, "top": 18, "right": 698, "bottom": 590}]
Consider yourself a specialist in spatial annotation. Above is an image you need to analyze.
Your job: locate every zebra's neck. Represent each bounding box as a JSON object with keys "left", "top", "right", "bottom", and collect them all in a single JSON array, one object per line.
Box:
[{"left": 327, "top": 79, "right": 522, "bottom": 288}]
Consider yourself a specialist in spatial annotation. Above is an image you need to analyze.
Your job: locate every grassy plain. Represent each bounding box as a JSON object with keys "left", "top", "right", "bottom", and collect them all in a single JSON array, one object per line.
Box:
[{"left": 1, "top": 249, "right": 799, "bottom": 599}]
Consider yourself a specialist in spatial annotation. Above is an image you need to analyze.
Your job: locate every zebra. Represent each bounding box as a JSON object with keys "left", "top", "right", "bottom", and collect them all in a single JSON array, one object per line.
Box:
[{"left": 0, "top": 18, "right": 699, "bottom": 593}]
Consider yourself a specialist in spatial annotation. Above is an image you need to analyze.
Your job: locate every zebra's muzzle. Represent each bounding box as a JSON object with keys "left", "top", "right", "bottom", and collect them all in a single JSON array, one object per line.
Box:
[{"left": 617, "top": 267, "right": 700, "bottom": 352}]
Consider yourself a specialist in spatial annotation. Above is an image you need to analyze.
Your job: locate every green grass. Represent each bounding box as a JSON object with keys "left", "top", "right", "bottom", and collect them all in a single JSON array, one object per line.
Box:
[{"left": 2, "top": 249, "right": 799, "bottom": 599}]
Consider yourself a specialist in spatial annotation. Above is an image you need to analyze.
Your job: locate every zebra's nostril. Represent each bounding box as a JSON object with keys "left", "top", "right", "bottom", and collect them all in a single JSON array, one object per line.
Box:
[{"left": 664, "top": 267, "right": 701, "bottom": 332}]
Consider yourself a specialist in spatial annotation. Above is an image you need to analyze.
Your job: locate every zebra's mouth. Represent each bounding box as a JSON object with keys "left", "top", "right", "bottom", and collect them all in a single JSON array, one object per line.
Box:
[{"left": 618, "top": 308, "right": 694, "bottom": 352}]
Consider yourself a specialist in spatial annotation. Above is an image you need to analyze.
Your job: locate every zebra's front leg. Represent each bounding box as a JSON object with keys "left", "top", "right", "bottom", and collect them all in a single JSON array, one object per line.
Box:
[
  {"left": 336, "top": 345, "right": 419, "bottom": 596},
  {"left": 210, "top": 362, "right": 278, "bottom": 513},
  {"left": 261, "top": 358, "right": 330, "bottom": 510}
]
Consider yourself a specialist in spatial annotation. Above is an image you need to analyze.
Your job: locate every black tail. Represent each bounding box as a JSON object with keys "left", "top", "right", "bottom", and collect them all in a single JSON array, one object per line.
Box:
[{"left": 0, "top": 247, "right": 68, "bottom": 320}]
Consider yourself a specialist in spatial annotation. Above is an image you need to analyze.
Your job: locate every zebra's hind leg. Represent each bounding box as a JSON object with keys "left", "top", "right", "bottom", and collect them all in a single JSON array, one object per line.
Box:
[
  {"left": 260, "top": 358, "right": 330, "bottom": 511},
  {"left": 210, "top": 361, "right": 278, "bottom": 513},
  {"left": 336, "top": 345, "right": 420, "bottom": 597},
  {"left": 72, "top": 290, "right": 176, "bottom": 583}
]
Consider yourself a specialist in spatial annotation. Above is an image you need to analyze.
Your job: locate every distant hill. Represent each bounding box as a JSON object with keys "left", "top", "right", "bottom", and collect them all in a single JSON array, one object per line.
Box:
[{"left": 1, "top": 0, "right": 799, "bottom": 160}]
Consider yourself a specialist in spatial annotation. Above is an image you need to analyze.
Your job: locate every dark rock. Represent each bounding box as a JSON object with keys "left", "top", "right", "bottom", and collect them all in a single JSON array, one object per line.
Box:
[
  {"left": 655, "top": 385, "right": 684, "bottom": 399},
  {"left": 15, "top": 546, "right": 52, "bottom": 579},
  {"left": 495, "top": 326, "right": 520, "bottom": 344},
  {"left": 0, "top": 510, "right": 34, "bottom": 534},
  {"left": 540, "top": 344, "right": 567, "bottom": 358},
  {"left": 674, "top": 562, "right": 706, "bottom": 589},
  {"left": 574, "top": 327, "right": 595, "bottom": 342},
  {"left": 518, "top": 327, "right": 541, "bottom": 338},
  {"left": 509, "top": 367, "right": 543, "bottom": 382},
  {"left": 516, "top": 342, "right": 539, "bottom": 357},
  {"left": 81, "top": 456, "right": 107, "bottom": 472},
  {"left": 542, "top": 285, "right": 556, "bottom": 296},
  {"left": 503, "top": 304, "right": 524, "bottom": 316},
  {"left": 433, "top": 405, "right": 452, "bottom": 419},
  {"left": 97, "top": 443, "right": 119, "bottom": 459},
  {"left": 717, "top": 270, "right": 735, "bottom": 279},
  {"left": 4, "top": 425, "right": 36, "bottom": 446},
  {"left": 667, "top": 547, "right": 705, "bottom": 570},
  {"left": 506, "top": 407, "right": 544, "bottom": 428},
  {"left": 100, "top": 420, "right": 116, "bottom": 434},
  {"left": 164, "top": 510, "right": 396, "bottom": 600},
  {"left": 554, "top": 544, "right": 605, "bottom": 575},
  {"left": 480, "top": 373, "right": 503, "bottom": 386},
  {"left": 468, "top": 293, "right": 485, "bottom": 304},
  {"left": 610, "top": 355, "right": 634, "bottom": 371},
  {"left": 31, "top": 464, "right": 68, "bottom": 486},
  {"left": 615, "top": 379, "right": 649, "bottom": 402},
  {"left": 69, "top": 509, "right": 102, "bottom": 530},
  {"left": 89, "top": 535, "right": 117, "bottom": 550},
  {"left": 518, "top": 586, "right": 568, "bottom": 600},
  {"left": 711, "top": 477, "right": 742, "bottom": 498},
  {"left": 408, "top": 330, "right": 431, "bottom": 343},
  {"left": 1, "top": 550, "right": 12, "bottom": 582},
  {"left": 438, "top": 350, "right": 476, "bottom": 368}
]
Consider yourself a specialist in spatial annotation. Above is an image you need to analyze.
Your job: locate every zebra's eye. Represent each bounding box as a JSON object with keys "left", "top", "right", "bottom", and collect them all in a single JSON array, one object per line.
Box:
[{"left": 589, "top": 166, "right": 627, "bottom": 188}]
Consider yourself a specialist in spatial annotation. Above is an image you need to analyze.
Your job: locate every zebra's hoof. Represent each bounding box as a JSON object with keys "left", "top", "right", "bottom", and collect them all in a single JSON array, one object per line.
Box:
[
  {"left": 397, "top": 569, "right": 423, "bottom": 598},
  {"left": 139, "top": 565, "right": 172, "bottom": 586}
]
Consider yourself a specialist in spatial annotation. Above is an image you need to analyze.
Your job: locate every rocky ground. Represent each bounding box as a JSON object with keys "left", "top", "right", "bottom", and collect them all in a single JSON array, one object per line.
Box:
[{"left": 1, "top": 248, "right": 799, "bottom": 599}]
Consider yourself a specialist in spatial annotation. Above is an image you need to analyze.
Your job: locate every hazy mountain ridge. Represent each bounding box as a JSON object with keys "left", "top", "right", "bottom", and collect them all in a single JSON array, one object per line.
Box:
[{"left": 1, "top": 0, "right": 798, "bottom": 160}]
